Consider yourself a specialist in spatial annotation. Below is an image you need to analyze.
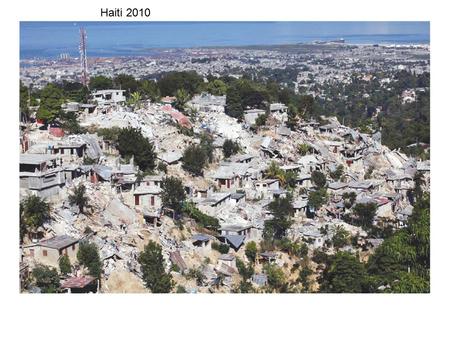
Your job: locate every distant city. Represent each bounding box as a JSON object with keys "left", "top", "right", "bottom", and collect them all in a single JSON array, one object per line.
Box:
[{"left": 20, "top": 22, "right": 430, "bottom": 59}]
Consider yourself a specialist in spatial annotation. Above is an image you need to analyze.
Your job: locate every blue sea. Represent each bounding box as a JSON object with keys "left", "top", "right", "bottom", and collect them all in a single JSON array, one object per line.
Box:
[{"left": 20, "top": 22, "right": 430, "bottom": 59}]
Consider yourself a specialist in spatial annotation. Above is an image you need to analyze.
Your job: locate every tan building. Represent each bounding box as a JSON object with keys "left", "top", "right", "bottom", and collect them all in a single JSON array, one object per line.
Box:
[{"left": 22, "top": 235, "right": 80, "bottom": 269}]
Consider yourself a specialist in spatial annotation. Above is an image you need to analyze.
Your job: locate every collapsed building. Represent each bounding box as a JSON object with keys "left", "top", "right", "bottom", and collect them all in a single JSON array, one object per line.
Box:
[{"left": 19, "top": 91, "right": 429, "bottom": 293}]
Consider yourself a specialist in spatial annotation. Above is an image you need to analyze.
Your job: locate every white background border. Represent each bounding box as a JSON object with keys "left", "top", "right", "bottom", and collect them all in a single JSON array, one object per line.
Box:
[{"left": 1, "top": 1, "right": 448, "bottom": 337}]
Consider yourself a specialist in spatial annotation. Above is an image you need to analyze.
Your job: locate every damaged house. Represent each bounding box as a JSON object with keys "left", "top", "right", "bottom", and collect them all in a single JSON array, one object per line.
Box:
[
  {"left": 22, "top": 235, "right": 80, "bottom": 269},
  {"left": 20, "top": 154, "right": 65, "bottom": 198}
]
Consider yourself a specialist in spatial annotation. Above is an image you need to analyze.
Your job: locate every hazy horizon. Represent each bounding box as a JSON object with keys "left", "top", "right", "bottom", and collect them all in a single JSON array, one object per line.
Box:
[{"left": 20, "top": 21, "right": 430, "bottom": 59}]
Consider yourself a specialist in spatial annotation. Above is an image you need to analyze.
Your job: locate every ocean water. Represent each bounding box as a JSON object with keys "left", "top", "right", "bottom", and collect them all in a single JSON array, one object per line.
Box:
[{"left": 20, "top": 21, "right": 430, "bottom": 59}]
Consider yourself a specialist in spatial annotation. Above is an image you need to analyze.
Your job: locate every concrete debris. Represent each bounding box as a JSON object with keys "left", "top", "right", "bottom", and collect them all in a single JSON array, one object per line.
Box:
[{"left": 20, "top": 89, "right": 429, "bottom": 293}]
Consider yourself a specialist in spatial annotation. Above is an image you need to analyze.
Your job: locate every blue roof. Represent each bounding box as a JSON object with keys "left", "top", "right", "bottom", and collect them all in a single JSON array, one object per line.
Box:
[
  {"left": 252, "top": 273, "right": 268, "bottom": 286},
  {"left": 224, "top": 235, "right": 245, "bottom": 250},
  {"left": 192, "top": 234, "right": 210, "bottom": 242}
]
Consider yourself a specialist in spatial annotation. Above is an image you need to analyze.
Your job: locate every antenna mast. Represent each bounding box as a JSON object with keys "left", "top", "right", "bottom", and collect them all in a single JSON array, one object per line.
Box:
[{"left": 79, "top": 27, "right": 89, "bottom": 87}]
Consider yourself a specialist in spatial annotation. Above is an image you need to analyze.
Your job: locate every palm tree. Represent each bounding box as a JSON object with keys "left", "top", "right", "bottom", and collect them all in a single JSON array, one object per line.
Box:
[
  {"left": 175, "top": 88, "right": 190, "bottom": 112},
  {"left": 68, "top": 184, "right": 90, "bottom": 214},
  {"left": 265, "top": 161, "right": 286, "bottom": 185},
  {"left": 128, "top": 91, "right": 142, "bottom": 108},
  {"left": 140, "top": 80, "right": 160, "bottom": 102}
]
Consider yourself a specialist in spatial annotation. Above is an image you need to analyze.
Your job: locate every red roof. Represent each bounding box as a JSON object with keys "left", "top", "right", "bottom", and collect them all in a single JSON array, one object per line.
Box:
[
  {"left": 170, "top": 110, "right": 191, "bottom": 129},
  {"left": 49, "top": 127, "right": 64, "bottom": 137},
  {"left": 61, "top": 275, "right": 96, "bottom": 289},
  {"left": 161, "top": 96, "right": 176, "bottom": 103},
  {"left": 161, "top": 104, "right": 174, "bottom": 112}
]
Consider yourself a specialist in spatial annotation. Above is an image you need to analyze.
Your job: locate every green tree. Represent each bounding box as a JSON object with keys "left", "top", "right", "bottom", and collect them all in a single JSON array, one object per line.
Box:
[
  {"left": 245, "top": 241, "right": 258, "bottom": 264},
  {"left": 161, "top": 176, "right": 186, "bottom": 215},
  {"left": 389, "top": 272, "right": 430, "bottom": 293},
  {"left": 236, "top": 258, "right": 255, "bottom": 280},
  {"left": 255, "top": 113, "right": 268, "bottom": 126},
  {"left": 225, "top": 85, "right": 243, "bottom": 119},
  {"left": 60, "top": 111, "right": 85, "bottom": 134},
  {"left": 330, "top": 165, "right": 344, "bottom": 181},
  {"left": 286, "top": 105, "right": 299, "bottom": 130},
  {"left": 182, "top": 144, "right": 208, "bottom": 176},
  {"left": 353, "top": 203, "right": 377, "bottom": 229},
  {"left": 367, "top": 230, "right": 416, "bottom": 280},
  {"left": 234, "top": 280, "right": 255, "bottom": 293},
  {"left": 366, "top": 194, "right": 429, "bottom": 291},
  {"left": 138, "top": 240, "right": 174, "bottom": 293},
  {"left": 299, "top": 243, "right": 309, "bottom": 258},
  {"left": 77, "top": 242, "right": 102, "bottom": 278},
  {"left": 89, "top": 76, "right": 113, "bottom": 90},
  {"left": 211, "top": 242, "right": 230, "bottom": 254},
  {"left": 266, "top": 161, "right": 281, "bottom": 179},
  {"left": 114, "top": 74, "right": 138, "bottom": 94},
  {"left": 307, "top": 188, "right": 328, "bottom": 210},
  {"left": 128, "top": 91, "right": 142, "bottom": 108},
  {"left": 176, "top": 285, "right": 187, "bottom": 293},
  {"left": 174, "top": 88, "right": 190, "bottom": 112},
  {"left": 117, "top": 127, "right": 156, "bottom": 172},
  {"left": 332, "top": 226, "right": 350, "bottom": 249},
  {"left": 320, "top": 252, "right": 368, "bottom": 293},
  {"left": 298, "top": 95, "right": 315, "bottom": 118},
  {"left": 413, "top": 171, "right": 425, "bottom": 201},
  {"left": 284, "top": 170, "right": 298, "bottom": 189},
  {"left": 68, "top": 183, "right": 89, "bottom": 214},
  {"left": 408, "top": 194, "right": 430, "bottom": 274},
  {"left": 59, "top": 254, "right": 71, "bottom": 275},
  {"left": 186, "top": 268, "right": 205, "bottom": 286},
  {"left": 32, "top": 265, "right": 60, "bottom": 293},
  {"left": 97, "top": 127, "right": 121, "bottom": 145},
  {"left": 364, "top": 166, "right": 375, "bottom": 179},
  {"left": 299, "top": 266, "right": 313, "bottom": 291},
  {"left": 20, "top": 81, "right": 29, "bottom": 118},
  {"left": 74, "top": 85, "right": 90, "bottom": 104},
  {"left": 158, "top": 71, "right": 203, "bottom": 96},
  {"left": 139, "top": 79, "right": 160, "bottom": 102},
  {"left": 20, "top": 195, "right": 51, "bottom": 241},
  {"left": 263, "top": 195, "right": 294, "bottom": 241},
  {"left": 199, "top": 133, "right": 214, "bottom": 163},
  {"left": 37, "top": 83, "right": 64, "bottom": 122},
  {"left": 182, "top": 202, "right": 220, "bottom": 231},
  {"left": 342, "top": 191, "right": 357, "bottom": 208},
  {"left": 206, "top": 79, "right": 228, "bottom": 96},
  {"left": 311, "top": 171, "right": 327, "bottom": 189},
  {"left": 297, "top": 143, "right": 311, "bottom": 156},
  {"left": 265, "top": 264, "right": 287, "bottom": 291},
  {"left": 222, "top": 139, "right": 240, "bottom": 158}
]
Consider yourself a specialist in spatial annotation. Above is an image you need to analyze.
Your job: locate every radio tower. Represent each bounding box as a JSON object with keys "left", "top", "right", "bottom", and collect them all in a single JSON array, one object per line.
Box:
[{"left": 79, "top": 27, "right": 89, "bottom": 86}]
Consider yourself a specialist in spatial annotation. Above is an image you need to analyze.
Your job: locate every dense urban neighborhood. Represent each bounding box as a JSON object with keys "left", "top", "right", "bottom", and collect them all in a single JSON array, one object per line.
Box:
[{"left": 19, "top": 42, "right": 430, "bottom": 293}]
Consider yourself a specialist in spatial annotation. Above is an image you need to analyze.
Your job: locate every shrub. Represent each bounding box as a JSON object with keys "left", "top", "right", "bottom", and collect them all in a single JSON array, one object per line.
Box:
[
  {"left": 236, "top": 258, "right": 254, "bottom": 280},
  {"left": 182, "top": 144, "right": 208, "bottom": 176},
  {"left": 212, "top": 242, "right": 230, "bottom": 254},
  {"left": 265, "top": 264, "right": 287, "bottom": 291},
  {"left": 245, "top": 241, "right": 258, "bottom": 263},
  {"left": 32, "top": 265, "right": 60, "bottom": 293},
  {"left": 330, "top": 165, "right": 344, "bottom": 181},
  {"left": 183, "top": 202, "right": 220, "bottom": 231},
  {"left": 222, "top": 139, "right": 240, "bottom": 158},
  {"left": 77, "top": 242, "right": 102, "bottom": 278},
  {"left": 117, "top": 127, "right": 156, "bottom": 172},
  {"left": 311, "top": 171, "right": 327, "bottom": 189},
  {"left": 59, "top": 255, "right": 71, "bottom": 275}
]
